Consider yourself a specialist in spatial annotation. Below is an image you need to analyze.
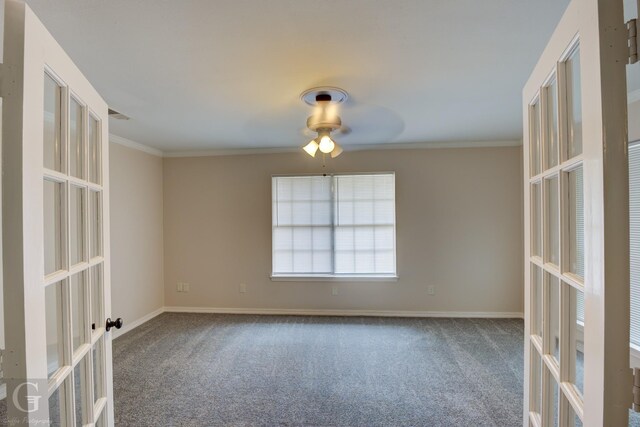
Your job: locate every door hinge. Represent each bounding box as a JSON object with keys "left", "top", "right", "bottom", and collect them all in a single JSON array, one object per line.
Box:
[
  {"left": 633, "top": 368, "right": 640, "bottom": 412},
  {"left": 629, "top": 18, "right": 639, "bottom": 64}
]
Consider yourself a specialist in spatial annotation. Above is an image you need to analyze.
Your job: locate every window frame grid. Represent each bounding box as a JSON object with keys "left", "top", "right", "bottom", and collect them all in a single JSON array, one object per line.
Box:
[{"left": 271, "top": 172, "right": 397, "bottom": 279}]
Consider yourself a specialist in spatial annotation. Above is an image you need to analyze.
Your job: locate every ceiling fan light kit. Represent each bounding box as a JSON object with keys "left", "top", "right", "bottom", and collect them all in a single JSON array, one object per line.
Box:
[{"left": 300, "top": 87, "right": 348, "bottom": 159}]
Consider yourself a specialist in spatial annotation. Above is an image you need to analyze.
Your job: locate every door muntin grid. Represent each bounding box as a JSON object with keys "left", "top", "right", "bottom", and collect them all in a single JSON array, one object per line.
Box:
[
  {"left": 527, "top": 40, "right": 585, "bottom": 426},
  {"left": 43, "top": 69, "right": 108, "bottom": 426}
]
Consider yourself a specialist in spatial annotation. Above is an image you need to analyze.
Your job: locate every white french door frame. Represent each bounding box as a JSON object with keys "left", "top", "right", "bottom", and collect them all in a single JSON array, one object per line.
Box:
[
  {"left": 523, "top": 0, "right": 630, "bottom": 426},
  {"left": 1, "top": 1, "right": 114, "bottom": 425}
]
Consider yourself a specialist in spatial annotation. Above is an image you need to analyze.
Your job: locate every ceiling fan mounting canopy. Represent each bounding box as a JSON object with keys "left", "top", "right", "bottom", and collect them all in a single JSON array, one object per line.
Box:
[
  {"left": 302, "top": 86, "right": 348, "bottom": 133},
  {"left": 300, "top": 86, "right": 349, "bottom": 106}
]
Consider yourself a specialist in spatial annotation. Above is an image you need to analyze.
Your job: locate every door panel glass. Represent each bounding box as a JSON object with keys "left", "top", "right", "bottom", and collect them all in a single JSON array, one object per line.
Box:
[
  {"left": 90, "top": 190, "right": 103, "bottom": 258},
  {"left": 531, "top": 349, "right": 543, "bottom": 415},
  {"left": 548, "top": 274, "right": 560, "bottom": 364},
  {"left": 45, "top": 281, "right": 64, "bottom": 377},
  {"left": 532, "top": 264, "right": 543, "bottom": 337},
  {"left": 530, "top": 100, "right": 542, "bottom": 176},
  {"left": 70, "top": 272, "right": 87, "bottom": 354},
  {"left": 70, "top": 185, "right": 86, "bottom": 266},
  {"left": 93, "top": 336, "right": 105, "bottom": 402},
  {"left": 90, "top": 264, "right": 103, "bottom": 333},
  {"left": 568, "top": 167, "right": 584, "bottom": 279},
  {"left": 44, "top": 179, "right": 64, "bottom": 275},
  {"left": 96, "top": 410, "right": 107, "bottom": 427},
  {"left": 569, "top": 284, "right": 585, "bottom": 396},
  {"left": 543, "top": 366, "right": 559, "bottom": 427},
  {"left": 563, "top": 396, "right": 583, "bottom": 427},
  {"left": 89, "top": 115, "right": 101, "bottom": 184},
  {"left": 69, "top": 98, "right": 84, "bottom": 179},
  {"left": 49, "top": 378, "right": 66, "bottom": 426},
  {"left": 545, "top": 77, "right": 559, "bottom": 169},
  {"left": 565, "top": 47, "right": 582, "bottom": 158},
  {"left": 73, "top": 357, "right": 89, "bottom": 426},
  {"left": 545, "top": 176, "right": 560, "bottom": 266},
  {"left": 44, "top": 73, "right": 63, "bottom": 172},
  {"left": 531, "top": 182, "right": 542, "bottom": 257}
]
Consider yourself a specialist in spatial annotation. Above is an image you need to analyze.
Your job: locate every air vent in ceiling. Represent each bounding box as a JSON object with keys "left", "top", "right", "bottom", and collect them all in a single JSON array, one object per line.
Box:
[{"left": 108, "top": 108, "right": 130, "bottom": 120}]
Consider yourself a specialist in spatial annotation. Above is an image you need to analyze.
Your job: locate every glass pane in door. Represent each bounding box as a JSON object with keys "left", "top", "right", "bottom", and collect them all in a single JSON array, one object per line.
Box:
[
  {"left": 530, "top": 100, "right": 542, "bottom": 176},
  {"left": 69, "top": 98, "right": 84, "bottom": 179},
  {"left": 45, "top": 281, "right": 64, "bottom": 377},
  {"left": 548, "top": 274, "right": 560, "bottom": 363},
  {"left": 567, "top": 167, "right": 584, "bottom": 279},
  {"left": 532, "top": 264, "right": 543, "bottom": 337},
  {"left": 562, "top": 396, "right": 583, "bottom": 426},
  {"left": 89, "top": 115, "right": 101, "bottom": 184},
  {"left": 544, "top": 366, "right": 560, "bottom": 427},
  {"left": 73, "top": 357, "right": 90, "bottom": 426},
  {"left": 96, "top": 410, "right": 107, "bottom": 427},
  {"left": 90, "top": 264, "right": 103, "bottom": 333},
  {"left": 49, "top": 378, "right": 67, "bottom": 426},
  {"left": 531, "top": 349, "right": 543, "bottom": 416},
  {"left": 70, "top": 272, "right": 87, "bottom": 354},
  {"left": 70, "top": 185, "right": 86, "bottom": 266},
  {"left": 569, "top": 284, "right": 585, "bottom": 396},
  {"left": 44, "top": 73, "right": 63, "bottom": 172},
  {"left": 90, "top": 191, "right": 103, "bottom": 258},
  {"left": 546, "top": 176, "right": 560, "bottom": 267},
  {"left": 531, "top": 183, "right": 542, "bottom": 257},
  {"left": 44, "top": 179, "right": 65, "bottom": 275},
  {"left": 565, "top": 47, "right": 582, "bottom": 158},
  {"left": 93, "top": 337, "right": 106, "bottom": 402},
  {"left": 544, "top": 77, "right": 559, "bottom": 170}
]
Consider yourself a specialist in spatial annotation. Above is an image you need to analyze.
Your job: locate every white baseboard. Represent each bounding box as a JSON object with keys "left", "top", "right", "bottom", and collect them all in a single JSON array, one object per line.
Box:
[
  {"left": 112, "top": 307, "right": 165, "bottom": 339},
  {"left": 109, "top": 306, "right": 523, "bottom": 341},
  {"left": 163, "top": 306, "right": 524, "bottom": 319}
]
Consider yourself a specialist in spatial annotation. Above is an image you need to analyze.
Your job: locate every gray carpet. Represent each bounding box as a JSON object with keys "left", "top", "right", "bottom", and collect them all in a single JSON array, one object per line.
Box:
[
  {"left": 113, "top": 313, "right": 524, "bottom": 426},
  {"left": 3, "top": 313, "right": 640, "bottom": 426}
]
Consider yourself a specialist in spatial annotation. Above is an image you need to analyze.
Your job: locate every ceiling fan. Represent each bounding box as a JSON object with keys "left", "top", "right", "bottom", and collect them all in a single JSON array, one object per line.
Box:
[{"left": 300, "top": 87, "right": 350, "bottom": 159}]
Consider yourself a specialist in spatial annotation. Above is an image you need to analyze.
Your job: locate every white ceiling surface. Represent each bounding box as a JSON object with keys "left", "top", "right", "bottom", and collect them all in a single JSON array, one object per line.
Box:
[{"left": 25, "top": 0, "right": 578, "bottom": 153}]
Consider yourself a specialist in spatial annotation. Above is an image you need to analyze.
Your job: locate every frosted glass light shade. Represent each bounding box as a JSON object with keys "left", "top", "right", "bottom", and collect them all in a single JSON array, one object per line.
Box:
[
  {"left": 330, "top": 143, "right": 343, "bottom": 158},
  {"left": 303, "top": 140, "right": 319, "bottom": 157}
]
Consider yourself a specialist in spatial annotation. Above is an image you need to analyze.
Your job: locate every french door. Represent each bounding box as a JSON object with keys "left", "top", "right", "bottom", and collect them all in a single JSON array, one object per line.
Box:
[
  {"left": 523, "top": 0, "right": 630, "bottom": 426},
  {"left": 1, "top": 1, "right": 114, "bottom": 425}
]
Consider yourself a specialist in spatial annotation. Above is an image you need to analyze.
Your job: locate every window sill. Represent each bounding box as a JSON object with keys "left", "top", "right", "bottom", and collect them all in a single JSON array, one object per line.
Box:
[{"left": 270, "top": 275, "right": 399, "bottom": 282}]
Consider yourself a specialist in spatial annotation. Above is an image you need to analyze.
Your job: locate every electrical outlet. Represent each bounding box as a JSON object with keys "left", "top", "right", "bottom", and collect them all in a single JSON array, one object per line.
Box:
[
  {"left": 331, "top": 285, "right": 339, "bottom": 296},
  {"left": 183, "top": 283, "right": 190, "bottom": 292},
  {"left": 239, "top": 283, "right": 247, "bottom": 294},
  {"left": 427, "top": 285, "right": 436, "bottom": 296}
]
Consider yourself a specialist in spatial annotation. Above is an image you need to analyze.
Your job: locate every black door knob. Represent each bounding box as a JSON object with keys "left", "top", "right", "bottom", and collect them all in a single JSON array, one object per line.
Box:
[{"left": 106, "top": 317, "right": 124, "bottom": 332}]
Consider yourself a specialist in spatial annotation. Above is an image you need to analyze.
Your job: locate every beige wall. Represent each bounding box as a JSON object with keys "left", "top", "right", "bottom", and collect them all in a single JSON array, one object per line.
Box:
[
  {"left": 110, "top": 142, "right": 164, "bottom": 331},
  {"left": 163, "top": 146, "right": 524, "bottom": 315}
]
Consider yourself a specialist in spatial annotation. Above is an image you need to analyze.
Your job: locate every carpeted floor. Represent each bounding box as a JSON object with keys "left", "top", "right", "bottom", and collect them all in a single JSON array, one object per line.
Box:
[
  {"left": 3, "top": 313, "right": 640, "bottom": 426},
  {"left": 113, "top": 313, "right": 524, "bottom": 426}
]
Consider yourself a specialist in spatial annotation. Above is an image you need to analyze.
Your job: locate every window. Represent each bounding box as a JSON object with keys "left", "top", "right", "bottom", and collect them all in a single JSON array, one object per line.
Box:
[
  {"left": 630, "top": 143, "right": 640, "bottom": 348},
  {"left": 271, "top": 173, "right": 396, "bottom": 278}
]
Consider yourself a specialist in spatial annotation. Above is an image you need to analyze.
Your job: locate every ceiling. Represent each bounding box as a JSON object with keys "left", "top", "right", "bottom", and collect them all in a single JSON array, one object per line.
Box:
[{"left": 22, "top": 0, "right": 595, "bottom": 153}]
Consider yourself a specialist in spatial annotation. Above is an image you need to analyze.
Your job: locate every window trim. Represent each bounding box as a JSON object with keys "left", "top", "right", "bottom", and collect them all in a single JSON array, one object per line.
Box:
[{"left": 271, "top": 172, "right": 397, "bottom": 280}]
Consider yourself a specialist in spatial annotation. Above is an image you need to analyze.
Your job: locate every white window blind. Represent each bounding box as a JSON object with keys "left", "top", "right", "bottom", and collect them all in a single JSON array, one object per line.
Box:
[
  {"left": 574, "top": 166, "right": 585, "bottom": 323},
  {"left": 630, "top": 143, "right": 640, "bottom": 347},
  {"left": 272, "top": 173, "right": 396, "bottom": 277}
]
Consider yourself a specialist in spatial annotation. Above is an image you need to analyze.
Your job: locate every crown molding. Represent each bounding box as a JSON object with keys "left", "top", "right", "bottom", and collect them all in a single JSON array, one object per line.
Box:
[
  {"left": 109, "top": 134, "right": 164, "bottom": 157},
  {"left": 163, "top": 146, "right": 300, "bottom": 158},
  {"left": 162, "top": 139, "right": 522, "bottom": 158}
]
